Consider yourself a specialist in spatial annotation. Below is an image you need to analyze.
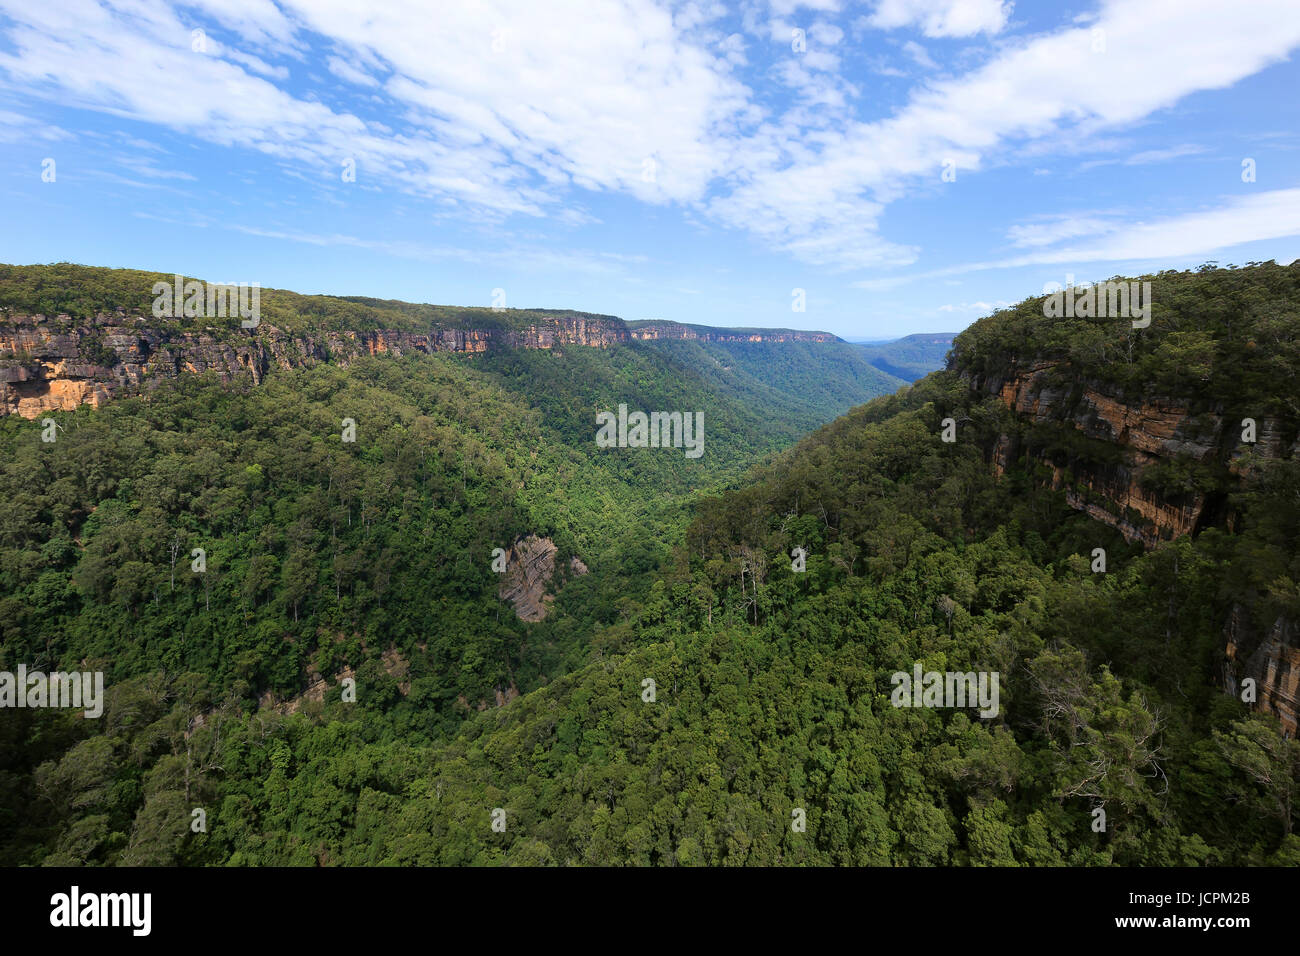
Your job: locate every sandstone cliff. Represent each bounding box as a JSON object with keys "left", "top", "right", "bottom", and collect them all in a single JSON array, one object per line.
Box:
[
  {"left": 963, "top": 357, "right": 1299, "bottom": 736},
  {"left": 1224, "top": 607, "right": 1300, "bottom": 737},
  {"left": 0, "top": 309, "right": 839, "bottom": 419},
  {"left": 967, "top": 360, "right": 1297, "bottom": 548}
]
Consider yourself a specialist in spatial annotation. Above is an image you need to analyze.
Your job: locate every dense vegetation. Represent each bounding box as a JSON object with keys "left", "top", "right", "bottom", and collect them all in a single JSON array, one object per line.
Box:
[
  {"left": 854, "top": 332, "right": 956, "bottom": 382},
  {"left": 1, "top": 262, "right": 1297, "bottom": 866},
  {"left": 0, "top": 261, "right": 625, "bottom": 334},
  {"left": 951, "top": 261, "right": 1300, "bottom": 415},
  {"left": 616, "top": 337, "right": 904, "bottom": 428},
  {"left": 0, "top": 302, "right": 896, "bottom": 863}
]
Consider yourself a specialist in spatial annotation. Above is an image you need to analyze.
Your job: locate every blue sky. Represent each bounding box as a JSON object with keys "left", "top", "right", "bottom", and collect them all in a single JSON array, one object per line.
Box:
[{"left": 1, "top": 0, "right": 1298, "bottom": 339}]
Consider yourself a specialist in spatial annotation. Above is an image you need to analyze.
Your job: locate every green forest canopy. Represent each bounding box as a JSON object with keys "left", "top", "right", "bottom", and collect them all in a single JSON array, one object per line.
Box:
[{"left": 1, "top": 260, "right": 1297, "bottom": 866}]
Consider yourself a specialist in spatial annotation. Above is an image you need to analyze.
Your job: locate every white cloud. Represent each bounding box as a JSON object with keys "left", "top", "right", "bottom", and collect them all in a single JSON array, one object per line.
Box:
[
  {"left": 855, "top": 188, "right": 1300, "bottom": 286},
  {"left": 901, "top": 40, "right": 937, "bottom": 70},
  {"left": 865, "top": 57, "right": 909, "bottom": 78},
  {"left": 1007, "top": 215, "right": 1116, "bottom": 248},
  {"left": 0, "top": 109, "right": 71, "bottom": 142},
  {"left": 325, "top": 55, "right": 379, "bottom": 88},
  {"left": 768, "top": 0, "right": 842, "bottom": 17},
  {"left": 718, "top": 32, "right": 748, "bottom": 67},
  {"left": 938, "top": 299, "right": 1010, "bottom": 312},
  {"left": 116, "top": 154, "right": 197, "bottom": 180},
  {"left": 283, "top": 0, "right": 751, "bottom": 206},
  {"left": 1021, "top": 188, "right": 1300, "bottom": 265},
  {"left": 186, "top": 0, "right": 298, "bottom": 48},
  {"left": 867, "top": 0, "right": 1012, "bottom": 38},
  {"left": 1078, "top": 143, "right": 1208, "bottom": 171},
  {"left": 0, "top": 0, "right": 1297, "bottom": 278},
  {"left": 809, "top": 20, "right": 845, "bottom": 46},
  {"left": 1126, "top": 144, "right": 1208, "bottom": 165},
  {"left": 0, "top": 0, "right": 752, "bottom": 218},
  {"left": 709, "top": 0, "right": 1300, "bottom": 268}
]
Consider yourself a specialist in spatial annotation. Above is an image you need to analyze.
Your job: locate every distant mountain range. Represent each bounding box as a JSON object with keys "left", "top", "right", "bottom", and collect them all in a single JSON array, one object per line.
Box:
[{"left": 849, "top": 332, "right": 957, "bottom": 382}]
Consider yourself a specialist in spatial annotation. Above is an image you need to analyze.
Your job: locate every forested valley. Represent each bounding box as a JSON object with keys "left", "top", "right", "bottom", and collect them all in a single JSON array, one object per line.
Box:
[{"left": 1, "top": 261, "right": 1297, "bottom": 867}]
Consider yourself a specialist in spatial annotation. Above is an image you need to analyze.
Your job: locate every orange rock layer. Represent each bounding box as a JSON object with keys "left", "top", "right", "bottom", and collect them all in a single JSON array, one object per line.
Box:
[
  {"left": 0, "top": 312, "right": 837, "bottom": 418},
  {"left": 975, "top": 360, "right": 1299, "bottom": 736}
]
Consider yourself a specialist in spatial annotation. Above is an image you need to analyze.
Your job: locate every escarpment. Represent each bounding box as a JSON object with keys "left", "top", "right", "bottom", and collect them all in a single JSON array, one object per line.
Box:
[
  {"left": 949, "top": 261, "right": 1300, "bottom": 737},
  {"left": 971, "top": 362, "right": 1300, "bottom": 735},
  {"left": 1224, "top": 607, "right": 1300, "bottom": 737},
  {"left": 626, "top": 320, "right": 836, "bottom": 344},
  {"left": 0, "top": 310, "right": 840, "bottom": 419},
  {"left": 963, "top": 359, "right": 1297, "bottom": 549},
  {"left": 967, "top": 361, "right": 1300, "bottom": 734}
]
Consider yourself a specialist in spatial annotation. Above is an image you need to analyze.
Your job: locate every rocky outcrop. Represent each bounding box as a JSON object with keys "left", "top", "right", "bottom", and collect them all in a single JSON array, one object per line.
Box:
[
  {"left": 456, "top": 683, "right": 520, "bottom": 712},
  {"left": 257, "top": 645, "right": 412, "bottom": 715},
  {"left": 497, "top": 535, "right": 588, "bottom": 622},
  {"left": 969, "top": 358, "right": 1300, "bottom": 734},
  {"left": 1224, "top": 607, "right": 1300, "bottom": 737},
  {"left": 259, "top": 664, "right": 357, "bottom": 716},
  {"left": 627, "top": 321, "right": 837, "bottom": 344},
  {"left": 0, "top": 310, "right": 840, "bottom": 418},
  {"left": 969, "top": 361, "right": 1296, "bottom": 548}
]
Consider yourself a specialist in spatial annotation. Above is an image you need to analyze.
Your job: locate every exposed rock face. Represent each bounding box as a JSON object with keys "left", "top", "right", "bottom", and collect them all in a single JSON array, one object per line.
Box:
[
  {"left": 0, "top": 312, "right": 278, "bottom": 417},
  {"left": 969, "top": 361, "right": 1295, "bottom": 548},
  {"left": 497, "top": 535, "right": 587, "bottom": 622},
  {"left": 1224, "top": 607, "right": 1300, "bottom": 737},
  {"left": 260, "top": 664, "right": 357, "bottom": 716},
  {"left": 628, "top": 321, "right": 837, "bottom": 344},
  {"left": 0, "top": 311, "right": 839, "bottom": 418},
  {"left": 968, "top": 359, "right": 1300, "bottom": 735},
  {"left": 456, "top": 682, "right": 520, "bottom": 712},
  {"left": 258, "top": 645, "right": 412, "bottom": 714}
]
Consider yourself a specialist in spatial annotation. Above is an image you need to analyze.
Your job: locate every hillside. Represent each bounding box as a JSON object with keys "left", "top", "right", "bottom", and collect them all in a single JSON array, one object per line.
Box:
[
  {"left": 0, "top": 263, "right": 899, "bottom": 425},
  {"left": 0, "top": 263, "right": 903, "bottom": 865},
  {"left": 2, "top": 262, "right": 1298, "bottom": 867},
  {"left": 854, "top": 332, "right": 956, "bottom": 382},
  {"left": 630, "top": 337, "right": 905, "bottom": 427}
]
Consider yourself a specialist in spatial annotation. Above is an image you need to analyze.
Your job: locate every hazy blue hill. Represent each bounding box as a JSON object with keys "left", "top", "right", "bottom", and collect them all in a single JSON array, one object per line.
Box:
[
  {"left": 632, "top": 337, "right": 906, "bottom": 428},
  {"left": 854, "top": 332, "right": 957, "bottom": 382}
]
